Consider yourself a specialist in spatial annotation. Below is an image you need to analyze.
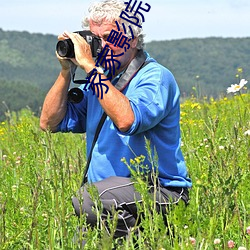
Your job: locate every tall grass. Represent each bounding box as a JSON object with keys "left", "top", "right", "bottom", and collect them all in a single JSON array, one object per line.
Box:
[{"left": 0, "top": 93, "right": 249, "bottom": 249}]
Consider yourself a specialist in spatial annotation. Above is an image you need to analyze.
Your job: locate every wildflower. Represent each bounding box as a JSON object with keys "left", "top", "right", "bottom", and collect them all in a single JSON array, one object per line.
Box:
[
  {"left": 228, "top": 240, "right": 235, "bottom": 248},
  {"left": 219, "top": 145, "right": 224, "bottom": 150},
  {"left": 42, "top": 213, "right": 48, "bottom": 221},
  {"left": 191, "top": 103, "right": 201, "bottom": 109},
  {"left": 130, "top": 159, "right": 135, "bottom": 165},
  {"left": 121, "top": 157, "right": 126, "bottom": 163},
  {"left": 244, "top": 130, "right": 250, "bottom": 136},
  {"left": 246, "top": 226, "right": 250, "bottom": 235},
  {"left": 196, "top": 180, "right": 202, "bottom": 185},
  {"left": 227, "top": 79, "right": 248, "bottom": 93},
  {"left": 135, "top": 156, "right": 141, "bottom": 164},
  {"left": 189, "top": 237, "right": 196, "bottom": 246},
  {"left": 238, "top": 247, "right": 246, "bottom": 250},
  {"left": 214, "top": 238, "right": 221, "bottom": 244},
  {"left": 237, "top": 68, "right": 243, "bottom": 73},
  {"left": 12, "top": 185, "right": 18, "bottom": 192},
  {"left": 20, "top": 207, "right": 25, "bottom": 214}
]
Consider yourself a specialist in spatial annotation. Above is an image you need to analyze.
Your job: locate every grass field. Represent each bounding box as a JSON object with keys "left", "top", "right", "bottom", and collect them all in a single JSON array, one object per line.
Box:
[{"left": 0, "top": 90, "right": 249, "bottom": 249}]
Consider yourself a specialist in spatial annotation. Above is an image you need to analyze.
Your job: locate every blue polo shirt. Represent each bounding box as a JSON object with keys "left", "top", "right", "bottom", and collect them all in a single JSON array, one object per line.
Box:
[{"left": 57, "top": 53, "right": 192, "bottom": 188}]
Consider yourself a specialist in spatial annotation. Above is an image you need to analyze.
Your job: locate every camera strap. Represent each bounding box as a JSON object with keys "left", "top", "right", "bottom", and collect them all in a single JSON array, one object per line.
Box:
[{"left": 81, "top": 50, "right": 150, "bottom": 186}]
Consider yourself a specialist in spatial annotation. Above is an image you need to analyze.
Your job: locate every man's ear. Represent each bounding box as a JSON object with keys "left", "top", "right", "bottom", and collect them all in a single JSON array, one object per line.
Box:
[{"left": 131, "top": 37, "right": 139, "bottom": 49}]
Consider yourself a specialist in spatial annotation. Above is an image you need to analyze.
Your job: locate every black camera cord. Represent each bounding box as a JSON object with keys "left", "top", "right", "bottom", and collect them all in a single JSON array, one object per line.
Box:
[{"left": 81, "top": 50, "right": 150, "bottom": 186}]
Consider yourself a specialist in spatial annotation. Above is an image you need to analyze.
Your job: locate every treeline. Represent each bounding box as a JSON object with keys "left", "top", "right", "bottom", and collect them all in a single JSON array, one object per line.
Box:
[
  {"left": 0, "top": 28, "right": 250, "bottom": 120},
  {"left": 145, "top": 37, "right": 250, "bottom": 97},
  {"left": 0, "top": 80, "right": 46, "bottom": 120},
  {"left": 0, "top": 29, "right": 60, "bottom": 120}
]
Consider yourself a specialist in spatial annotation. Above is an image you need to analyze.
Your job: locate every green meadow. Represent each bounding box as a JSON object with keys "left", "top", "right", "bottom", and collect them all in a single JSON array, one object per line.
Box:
[{"left": 0, "top": 90, "right": 249, "bottom": 249}]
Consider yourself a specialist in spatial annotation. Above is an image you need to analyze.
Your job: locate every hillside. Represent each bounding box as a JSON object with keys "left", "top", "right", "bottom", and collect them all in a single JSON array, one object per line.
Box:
[
  {"left": 0, "top": 28, "right": 249, "bottom": 120},
  {"left": 0, "top": 29, "right": 60, "bottom": 87},
  {"left": 0, "top": 29, "right": 60, "bottom": 120},
  {"left": 145, "top": 37, "right": 250, "bottom": 97}
]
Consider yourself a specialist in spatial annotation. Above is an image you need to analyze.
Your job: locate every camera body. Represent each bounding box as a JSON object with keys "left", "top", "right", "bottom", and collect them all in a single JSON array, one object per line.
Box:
[{"left": 56, "top": 30, "right": 102, "bottom": 58}]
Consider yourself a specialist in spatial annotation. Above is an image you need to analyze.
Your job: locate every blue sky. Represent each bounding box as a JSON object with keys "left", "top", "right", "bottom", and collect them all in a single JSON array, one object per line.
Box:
[{"left": 1, "top": 0, "right": 250, "bottom": 42}]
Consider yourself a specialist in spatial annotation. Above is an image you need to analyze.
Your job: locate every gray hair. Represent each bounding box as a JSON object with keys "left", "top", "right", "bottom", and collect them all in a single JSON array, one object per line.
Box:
[{"left": 82, "top": 0, "right": 145, "bottom": 49}]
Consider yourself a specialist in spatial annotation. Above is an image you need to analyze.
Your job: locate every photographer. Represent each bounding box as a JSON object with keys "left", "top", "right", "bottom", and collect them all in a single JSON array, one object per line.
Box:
[{"left": 40, "top": 0, "right": 192, "bottom": 244}]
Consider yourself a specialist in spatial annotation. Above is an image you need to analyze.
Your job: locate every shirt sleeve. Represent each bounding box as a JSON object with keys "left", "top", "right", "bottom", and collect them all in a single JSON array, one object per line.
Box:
[
  {"left": 56, "top": 88, "right": 88, "bottom": 133},
  {"left": 119, "top": 63, "right": 180, "bottom": 135}
]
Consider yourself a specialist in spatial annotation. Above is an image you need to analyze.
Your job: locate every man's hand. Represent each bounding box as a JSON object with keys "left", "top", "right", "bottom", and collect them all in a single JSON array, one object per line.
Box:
[
  {"left": 56, "top": 33, "right": 78, "bottom": 72},
  {"left": 62, "top": 31, "right": 96, "bottom": 73}
]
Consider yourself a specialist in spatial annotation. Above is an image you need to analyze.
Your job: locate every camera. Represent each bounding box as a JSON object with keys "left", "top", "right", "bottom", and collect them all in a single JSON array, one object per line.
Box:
[
  {"left": 68, "top": 87, "right": 84, "bottom": 103},
  {"left": 56, "top": 30, "right": 102, "bottom": 58}
]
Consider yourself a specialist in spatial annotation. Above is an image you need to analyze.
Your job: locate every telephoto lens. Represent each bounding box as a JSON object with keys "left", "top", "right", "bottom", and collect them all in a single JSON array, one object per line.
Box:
[
  {"left": 56, "top": 31, "right": 102, "bottom": 59},
  {"left": 56, "top": 39, "right": 75, "bottom": 58},
  {"left": 68, "top": 88, "right": 84, "bottom": 103}
]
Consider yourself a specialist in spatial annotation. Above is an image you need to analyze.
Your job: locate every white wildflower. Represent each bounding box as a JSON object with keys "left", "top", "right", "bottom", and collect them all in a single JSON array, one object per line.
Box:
[
  {"left": 20, "top": 207, "right": 25, "bottom": 214},
  {"left": 189, "top": 237, "right": 196, "bottom": 246},
  {"left": 12, "top": 185, "right": 18, "bottom": 192},
  {"left": 238, "top": 247, "right": 246, "bottom": 250},
  {"left": 227, "top": 79, "right": 248, "bottom": 93},
  {"left": 214, "top": 238, "right": 221, "bottom": 244},
  {"left": 244, "top": 130, "right": 250, "bottom": 136}
]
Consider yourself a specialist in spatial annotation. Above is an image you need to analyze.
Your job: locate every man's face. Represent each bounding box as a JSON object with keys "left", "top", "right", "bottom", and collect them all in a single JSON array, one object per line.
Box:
[{"left": 89, "top": 19, "right": 137, "bottom": 73}]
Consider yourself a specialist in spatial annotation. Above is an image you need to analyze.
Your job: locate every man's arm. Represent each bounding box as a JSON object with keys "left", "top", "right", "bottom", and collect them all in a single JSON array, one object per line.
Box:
[
  {"left": 40, "top": 31, "right": 136, "bottom": 133},
  {"left": 92, "top": 76, "right": 135, "bottom": 132},
  {"left": 40, "top": 33, "right": 86, "bottom": 132},
  {"left": 40, "top": 69, "right": 71, "bottom": 132},
  {"left": 64, "top": 31, "right": 135, "bottom": 132}
]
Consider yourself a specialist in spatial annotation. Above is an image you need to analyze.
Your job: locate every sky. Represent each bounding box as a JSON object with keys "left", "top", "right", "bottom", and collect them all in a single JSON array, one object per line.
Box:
[{"left": 0, "top": 0, "right": 250, "bottom": 42}]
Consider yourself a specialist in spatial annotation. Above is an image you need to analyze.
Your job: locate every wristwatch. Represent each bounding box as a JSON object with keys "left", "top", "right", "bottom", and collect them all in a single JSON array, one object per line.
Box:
[
  {"left": 95, "top": 66, "right": 105, "bottom": 75},
  {"left": 87, "top": 66, "right": 105, "bottom": 78}
]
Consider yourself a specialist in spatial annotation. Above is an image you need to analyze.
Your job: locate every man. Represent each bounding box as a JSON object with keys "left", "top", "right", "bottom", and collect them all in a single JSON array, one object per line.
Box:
[{"left": 40, "top": 0, "right": 192, "bottom": 242}]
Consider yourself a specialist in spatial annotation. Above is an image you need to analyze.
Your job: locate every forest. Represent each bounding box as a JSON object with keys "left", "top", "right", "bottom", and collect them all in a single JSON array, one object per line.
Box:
[{"left": 0, "top": 28, "right": 249, "bottom": 120}]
